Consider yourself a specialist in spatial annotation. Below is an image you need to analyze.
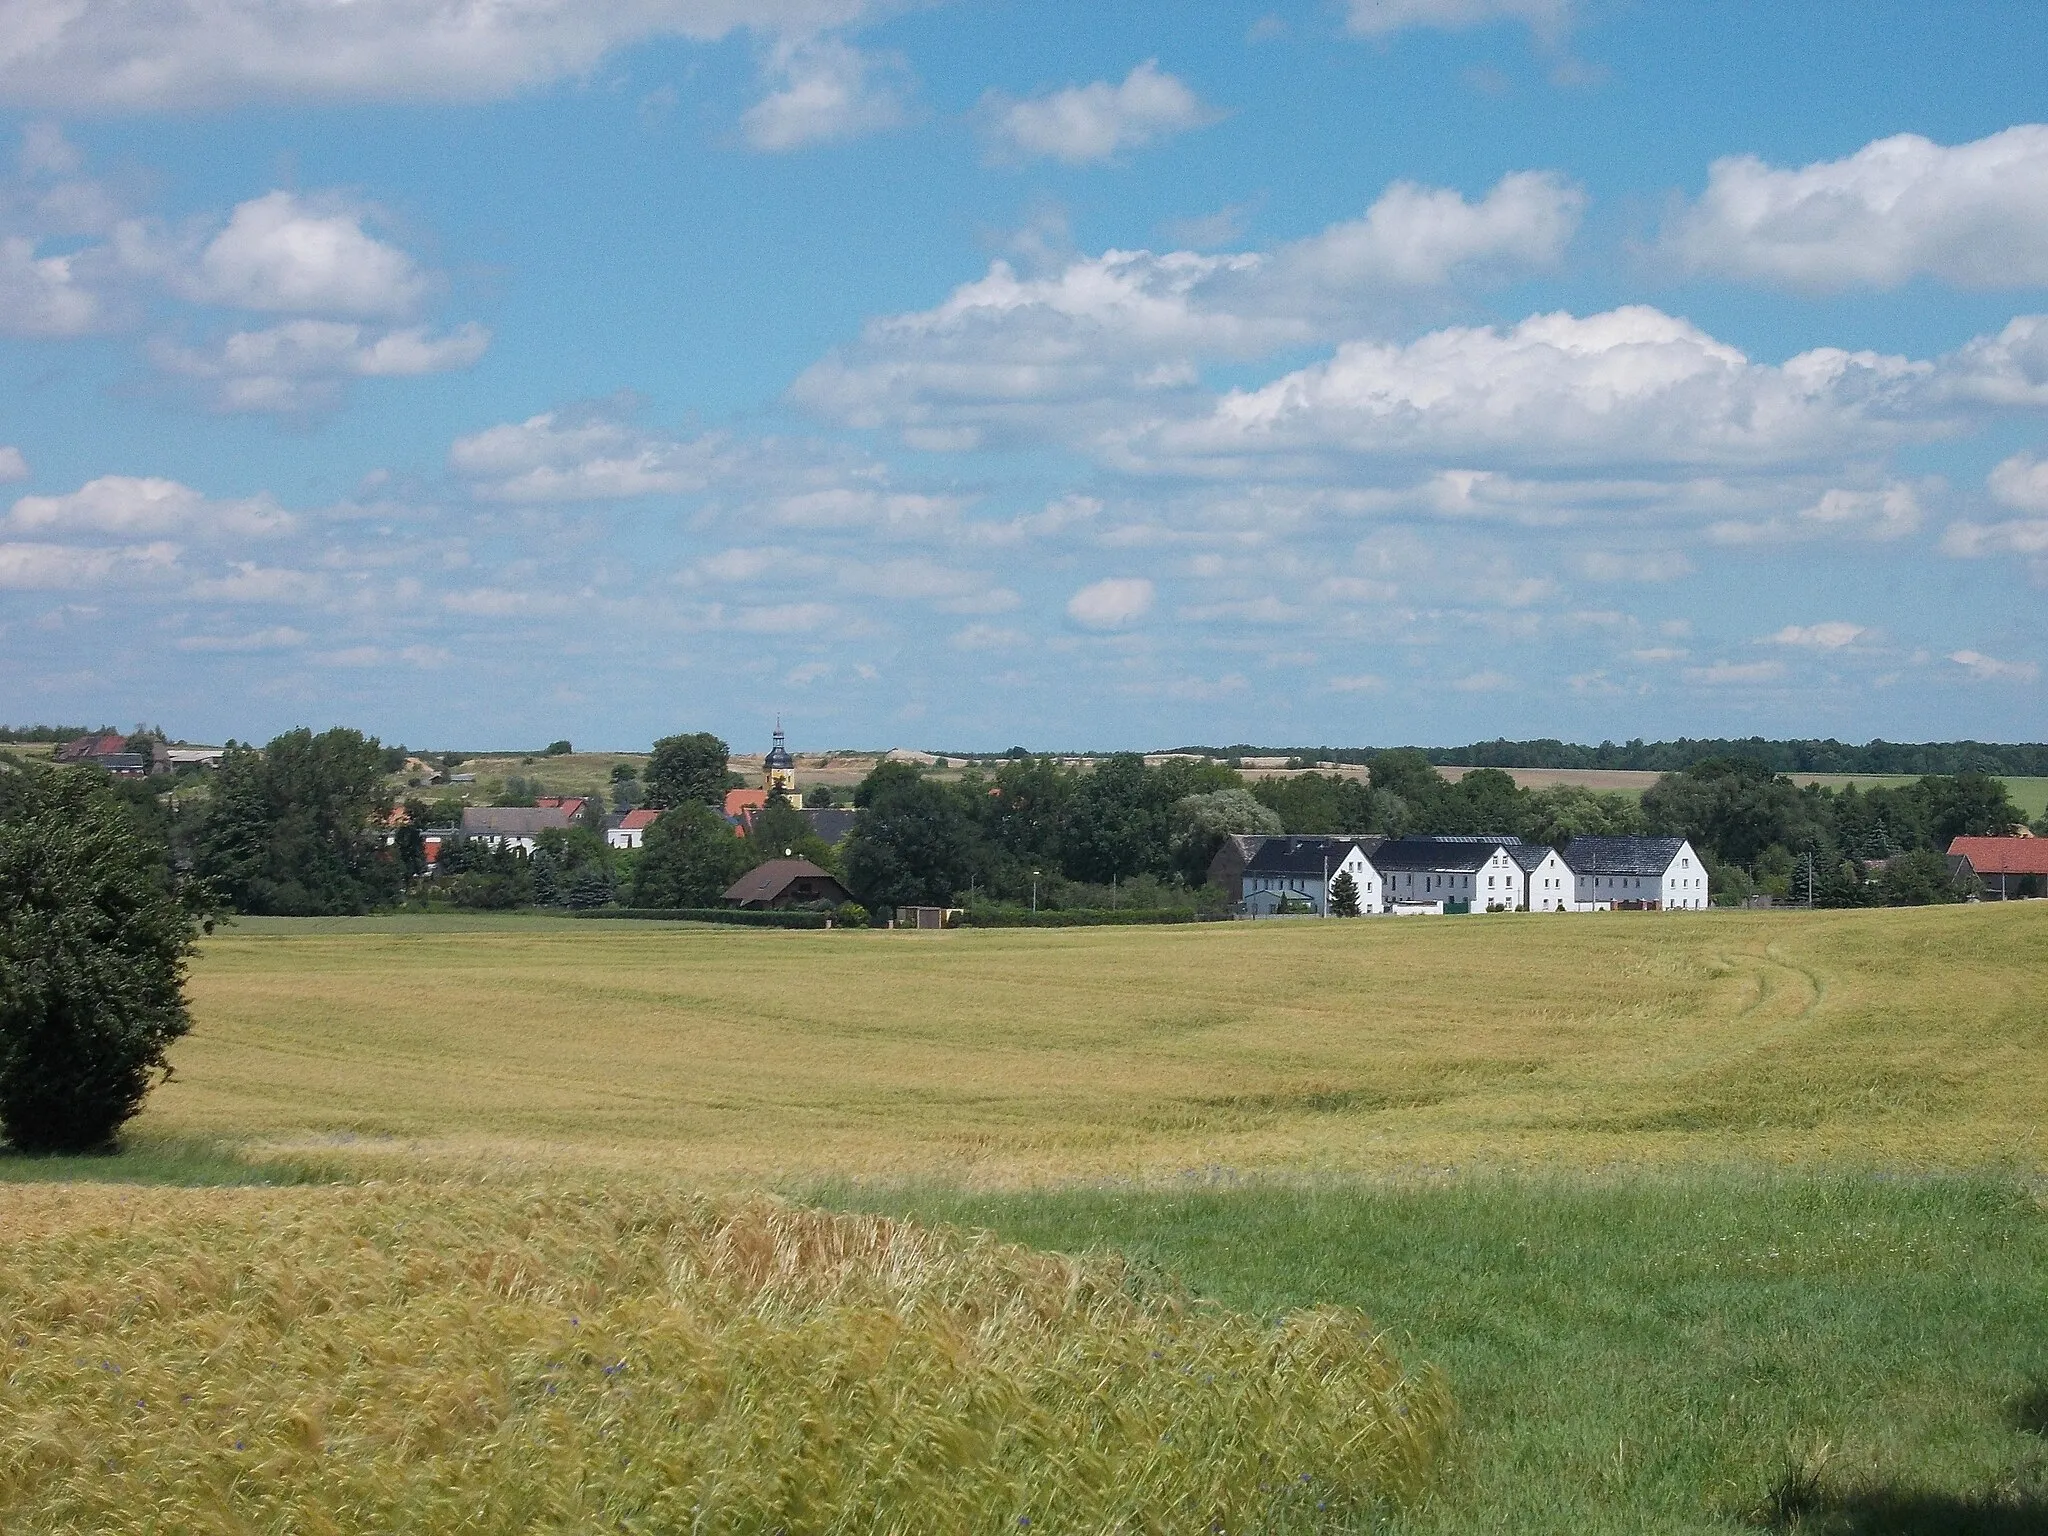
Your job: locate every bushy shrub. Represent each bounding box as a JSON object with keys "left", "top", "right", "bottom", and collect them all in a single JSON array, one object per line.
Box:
[
  {"left": 0, "top": 768, "right": 204, "bottom": 1152},
  {"left": 835, "top": 901, "right": 868, "bottom": 928}
]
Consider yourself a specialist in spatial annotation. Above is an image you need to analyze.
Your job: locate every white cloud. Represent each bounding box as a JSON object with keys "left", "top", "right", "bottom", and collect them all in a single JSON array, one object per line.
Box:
[
  {"left": 1948, "top": 649, "right": 2039, "bottom": 683},
  {"left": 450, "top": 407, "right": 731, "bottom": 502},
  {"left": 174, "top": 626, "right": 307, "bottom": 652},
  {"left": 1765, "top": 622, "right": 1869, "bottom": 650},
  {"left": 0, "top": 446, "right": 25, "bottom": 481},
  {"left": 791, "top": 171, "right": 1584, "bottom": 444},
  {"left": 1450, "top": 668, "right": 1514, "bottom": 692},
  {"left": 0, "top": 234, "right": 101, "bottom": 335},
  {"left": 1345, "top": 0, "right": 1571, "bottom": 37},
  {"left": 949, "top": 623, "right": 1028, "bottom": 651},
  {"left": 1067, "top": 576, "right": 1155, "bottom": 628},
  {"left": 1685, "top": 659, "right": 1785, "bottom": 685},
  {"left": 1328, "top": 672, "right": 1385, "bottom": 692},
  {"left": 1937, "top": 316, "right": 2048, "bottom": 407},
  {"left": 1119, "top": 307, "right": 1930, "bottom": 473},
  {"left": 1709, "top": 482, "right": 1924, "bottom": 545},
  {"left": 154, "top": 319, "right": 490, "bottom": 413},
  {"left": 9, "top": 475, "right": 293, "bottom": 537},
  {"left": 313, "top": 643, "right": 450, "bottom": 669},
  {"left": 1942, "top": 517, "right": 2048, "bottom": 558},
  {"left": 835, "top": 557, "right": 1016, "bottom": 611},
  {"left": 1667, "top": 126, "right": 2048, "bottom": 290},
  {"left": 741, "top": 37, "right": 909, "bottom": 151},
  {"left": 0, "top": 0, "right": 885, "bottom": 109},
  {"left": 1988, "top": 451, "right": 2048, "bottom": 512},
  {"left": 185, "top": 562, "right": 325, "bottom": 604},
  {"left": 980, "top": 60, "right": 1217, "bottom": 166},
  {"left": 1577, "top": 549, "right": 1694, "bottom": 582},
  {"left": 153, "top": 192, "right": 428, "bottom": 315},
  {"left": 0, "top": 539, "right": 178, "bottom": 589}
]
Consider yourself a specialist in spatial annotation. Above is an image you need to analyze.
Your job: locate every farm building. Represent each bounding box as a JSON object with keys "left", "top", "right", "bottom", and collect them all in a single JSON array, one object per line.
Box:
[
  {"left": 459, "top": 806, "right": 572, "bottom": 853},
  {"left": 1946, "top": 835, "right": 2048, "bottom": 899},
  {"left": 605, "top": 808, "right": 661, "bottom": 849}
]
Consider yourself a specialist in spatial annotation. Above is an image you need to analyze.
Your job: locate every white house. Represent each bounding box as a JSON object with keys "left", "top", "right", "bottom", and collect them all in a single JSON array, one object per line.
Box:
[
  {"left": 1560, "top": 836, "right": 1710, "bottom": 910},
  {"left": 458, "top": 806, "right": 571, "bottom": 853},
  {"left": 605, "top": 808, "right": 661, "bottom": 850},
  {"left": 1370, "top": 837, "right": 1526, "bottom": 913},
  {"left": 1510, "top": 842, "right": 1577, "bottom": 911},
  {"left": 1240, "top": 836, "right": 1383, "bottom": 916}
]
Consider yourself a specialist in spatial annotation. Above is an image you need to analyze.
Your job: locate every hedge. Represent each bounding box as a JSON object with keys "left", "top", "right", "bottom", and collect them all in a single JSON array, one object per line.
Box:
[
  {"left": 957, "top": 908, "right": 1214, "bottom": 928},
  {"left": 572, "top": 908, "right": 831, "bottom": 929}
]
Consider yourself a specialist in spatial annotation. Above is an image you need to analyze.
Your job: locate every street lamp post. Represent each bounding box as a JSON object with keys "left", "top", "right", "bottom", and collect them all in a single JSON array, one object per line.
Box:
[{"left": 1031, "top": 870, "right": 1039, "bottom": 915}]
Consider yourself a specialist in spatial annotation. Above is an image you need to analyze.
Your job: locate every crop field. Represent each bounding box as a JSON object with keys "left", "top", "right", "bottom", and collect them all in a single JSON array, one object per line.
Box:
[{"left": 5, "top": 905, "right": 2046, "bottom": 1532}]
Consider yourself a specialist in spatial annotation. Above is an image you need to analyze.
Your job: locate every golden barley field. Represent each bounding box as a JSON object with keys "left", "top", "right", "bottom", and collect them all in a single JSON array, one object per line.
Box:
[{"left": 152, "top": 903, "right": 2048, "bottom": 1185}]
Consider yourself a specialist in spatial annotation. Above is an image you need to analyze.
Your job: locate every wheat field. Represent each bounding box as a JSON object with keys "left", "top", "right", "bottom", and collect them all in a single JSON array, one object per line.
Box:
[{"left": 151, "top": 904, "right": 2048, "bottom": 1184}]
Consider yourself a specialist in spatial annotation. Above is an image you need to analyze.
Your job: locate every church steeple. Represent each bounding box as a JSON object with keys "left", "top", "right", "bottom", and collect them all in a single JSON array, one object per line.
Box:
[{"left": 764, "top": 717, "right": 797, "bottom": 798}]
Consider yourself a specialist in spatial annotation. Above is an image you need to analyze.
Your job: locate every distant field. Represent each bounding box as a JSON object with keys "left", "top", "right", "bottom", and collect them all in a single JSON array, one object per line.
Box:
[{"left": 151, "top": 904, "right": 2048, "bottom": 1182}]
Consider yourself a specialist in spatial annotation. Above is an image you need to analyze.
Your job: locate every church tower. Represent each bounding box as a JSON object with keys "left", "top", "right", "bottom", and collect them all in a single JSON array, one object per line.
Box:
[{"left": 763, "top": 720, "right": 797, "bottom": 799}]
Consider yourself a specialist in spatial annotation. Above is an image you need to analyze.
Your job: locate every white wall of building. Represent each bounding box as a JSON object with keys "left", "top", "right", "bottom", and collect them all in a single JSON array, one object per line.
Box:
[
  {"left": 1242, "top": 844, "right": 1383, "bottom": 915},
  {"left": 1520, "top": 848, "right": 1575, "bottom": 911}
]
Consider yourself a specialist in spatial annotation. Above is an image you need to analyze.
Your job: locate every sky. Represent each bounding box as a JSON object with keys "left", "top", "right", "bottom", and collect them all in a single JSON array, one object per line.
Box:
[{"left": 2, "top": 0, "right": 2047, "bottom": 753}]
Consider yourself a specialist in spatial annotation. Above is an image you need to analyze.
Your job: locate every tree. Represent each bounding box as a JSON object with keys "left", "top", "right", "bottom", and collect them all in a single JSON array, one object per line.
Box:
[
  {"left": 1171, "top": 788, "right": 1282, "bottom": 885},
  {"left": 1062, "top": 754, "right": 1175, "bottom": 884},
  {"left": 842, "top": 765, "right": 979, "bottom": 910},
  {"left": 803, "top": 784, "right": 837, "bottom": 808},
  {"left": 191, "top": 728, "right": 398, "bottom": 915},
  {"left": 544, "top": 740, "right": 573, "bottom": 756},
  {"left": 644, "top": 733, "right": 731, "bottom": 810},
  {"left": 743, "top": 797, "right": 835, "bottom": 871},
  {"left": 1524, "top": 785, "right": 1647, "bottom": 847},
  {"left": 0, "top": 767, "right": 205, "bottom": 1152},
  {"left": 1328, "top": 869, "right": 1361, "bottom": 917},
  {"left": 1428, "top": 768, "right": 1530, "bottom": 837},
  {"left": 630, "top": 802, "right": 748, "bottom": 908},
  {"left": 1642, "top": 758, "right": 1831, "bottom": 869},
  {"left": 1915, "top": 773, "right": 2020, "bottom": 846},
  {"left": 1880, "top": 848, "right": 1970, "bottom": 907},
  {"left": 1249, "top": 772, "right": 1386, "bottom": 835}
]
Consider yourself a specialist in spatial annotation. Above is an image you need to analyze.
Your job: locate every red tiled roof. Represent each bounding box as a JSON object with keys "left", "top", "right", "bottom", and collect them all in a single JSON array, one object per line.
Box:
[
  {"left": 1947, "top": 836, "right": 2048, "bottom": 876},
  {"left": 724, "top": 788, "right": 768, "bottom": 816},
  {"left": 619, "top": 808, "right": 661, "bottom": 830}
]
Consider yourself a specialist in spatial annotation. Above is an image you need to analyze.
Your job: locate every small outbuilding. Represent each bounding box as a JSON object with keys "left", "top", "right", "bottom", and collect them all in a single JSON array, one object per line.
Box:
[{"left": 723, "top": 858, "right": 851, "bottom": 910}]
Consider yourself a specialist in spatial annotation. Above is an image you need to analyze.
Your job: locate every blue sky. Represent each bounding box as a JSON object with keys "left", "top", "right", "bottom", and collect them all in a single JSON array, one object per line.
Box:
[{"left": 3, "top": 0, "right": 2047, "bottom": 752}]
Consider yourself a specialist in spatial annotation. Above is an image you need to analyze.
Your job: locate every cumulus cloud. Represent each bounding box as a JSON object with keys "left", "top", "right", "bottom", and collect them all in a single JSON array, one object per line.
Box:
[
  {"left": 0, "top": 539, "right": 178, "bottom": 589},
  {"left": 0, "top": 0, "right": 884, "bottom": 110},
  {"left": 0, "top": 446, "right": 25, "bottom": 481},
  {"left": 185, "top": 562, "right": 326, "bottom": 603},
  {"left": 980, "top": 60, "right": 1217, "bottom": 166},
  {"left": 1116, "top": 307, "right": 1931, "bottom": 474},
  {"left": 1685, "top": 659, "right": 1785, "bottom": 685},
  {"left": 1067, "top": 576, "right": 1155, "bottom": 628},
  {"left": 1936, "top": 316, "right": 2048, "bottom": 407},
  {"left": 9, "top": 475, "right": 293, "bottom": 537},
  {"left": 1764, "top": 621, "right": 1869, "bottom": 650},
  {"left": 450, "top": 406, "right": 732, "bottom": 502},
  {"left": 1989, "top": 451, "right": 2048, "bottom": 512},
  {"left": 741, "top": 37, "right": 909, "bottom": 151},
  {"left": 0, "top": 234, "right": 102, "bottom": 335},
  {"left": 1667, "top": 126, "right": 2048, "bottom": 290},
  {"left": 1346, "top": 0, "right": 1570, "bottom": 35},
  {"left": 153, "top": 319, "right": 490, "bottom": 413},
  {"left": 174, "top": 626, "right": 308, "bottom": 652},
  {"left": 791, "top": 170, "right": 1584, "bottom": 445},
  {"left": 142, "top": 192, "right": 430, "bottom": 315},
  {"left": 1709, "top": 482, "right": 1925, "bottom": 545},
  {"left": 1948, "top": 649, "right": 2039, "bottom": 683}
]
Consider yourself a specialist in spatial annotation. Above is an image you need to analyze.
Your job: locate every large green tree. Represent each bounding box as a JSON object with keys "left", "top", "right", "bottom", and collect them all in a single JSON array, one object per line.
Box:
[
  {"left": 192, "top": 728, "right": 398, "bottom": 915},
  {"left": 630, "top": 802, "right": 749, "bottom": 908},
  {"left": 0, "top": 764, "right": 205, "bottom": 1151},
  {"left": 842, "top": 764, "right": 980, "bottom": 909},
  {"left": 644, "top": 733, "right": 731, "bottom": 810}
]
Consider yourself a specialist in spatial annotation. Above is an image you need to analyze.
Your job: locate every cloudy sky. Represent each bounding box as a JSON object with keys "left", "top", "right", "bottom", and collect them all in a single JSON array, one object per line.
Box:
[{"left": 3, "top": 0, "right": 2046, "bottom": 751}]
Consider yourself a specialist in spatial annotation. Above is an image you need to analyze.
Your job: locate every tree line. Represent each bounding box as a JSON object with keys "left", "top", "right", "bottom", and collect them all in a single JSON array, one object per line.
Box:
[{"left": 1170, "top": 738, "right": 2048, "bottom": 777}]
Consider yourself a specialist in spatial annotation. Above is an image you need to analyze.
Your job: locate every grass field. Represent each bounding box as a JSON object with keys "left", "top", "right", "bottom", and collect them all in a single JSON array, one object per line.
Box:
[{"left": 6, "top": 906, "right": 2047, "bottom": 1532}]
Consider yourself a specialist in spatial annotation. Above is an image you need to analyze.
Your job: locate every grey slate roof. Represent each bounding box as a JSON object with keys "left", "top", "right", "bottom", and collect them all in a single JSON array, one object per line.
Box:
[
  {"left": 1369, "top": 836, "right": 1519, "bottom": 873},
  {"left": 1508, "top": 842, "right": 1562, "bottom": 872},
  {"left": 1559, "top": 836, "right": 1688, "bottom": 876},
  {"left": 1242, "top": 835, "right": 1381, "bottom": 878},
  {"left": 460, "top": 807, "right": 573, "bottom": 837},
  {"left": 801, "top": 807, "right": 858, "bottom": 845}
]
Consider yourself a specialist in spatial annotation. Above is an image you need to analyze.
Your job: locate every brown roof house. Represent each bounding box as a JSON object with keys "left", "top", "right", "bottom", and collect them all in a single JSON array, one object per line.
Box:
[{"left": 723, "top": 858, "right": 851, "bottom": 910}]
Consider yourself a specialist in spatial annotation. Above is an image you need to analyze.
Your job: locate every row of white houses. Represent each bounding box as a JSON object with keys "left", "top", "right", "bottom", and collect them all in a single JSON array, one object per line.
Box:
[{"left": 1226, "top": 834, "right": 1710, "bottom": 916}]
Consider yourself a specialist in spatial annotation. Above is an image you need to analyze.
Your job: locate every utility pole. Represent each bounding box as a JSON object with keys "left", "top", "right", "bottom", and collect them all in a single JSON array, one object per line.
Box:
[
  {"left": 1322, "top": 850, "right": 1329, "bottom": 916},
  {"left": 1031, "top": 869, "right": 1039, "bottom": 914}
]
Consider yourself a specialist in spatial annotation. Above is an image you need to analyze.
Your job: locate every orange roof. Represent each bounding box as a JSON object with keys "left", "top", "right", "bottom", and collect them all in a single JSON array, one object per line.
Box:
[
  {"left": 618, "top": 808, "right": 661, "bottom": 830},
  {"left": 724, "top": 788, "right": 768, "bottom": 816},
  {"left": 1948, "top": 836, "right": 2048, "bottom": 876}
]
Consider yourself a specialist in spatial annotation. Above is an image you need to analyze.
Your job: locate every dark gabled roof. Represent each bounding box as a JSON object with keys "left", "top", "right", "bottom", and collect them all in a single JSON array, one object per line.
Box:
[
  {"left": 722, "top": 858, "right": 848, "bottom": 906},
  {"left": 1369, "top": 836, "right": 1519, "bottom": 873},
  {"left": 1560, "top": 836, "right": 1689, "bottom": 876},
  {"left": 802, "top": 807, "right": 858, "bottom": 845},
  {"left": 1242, "top": 835, "right": 1379, "bottom": 878},
  {"left": 1508, "top": 842, "right": 1565, "bottom": 872}
]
